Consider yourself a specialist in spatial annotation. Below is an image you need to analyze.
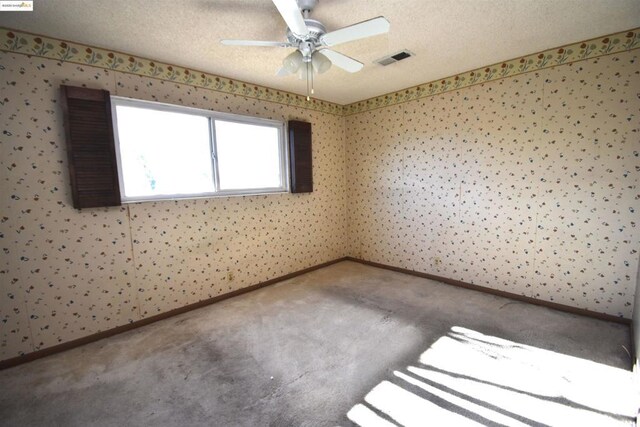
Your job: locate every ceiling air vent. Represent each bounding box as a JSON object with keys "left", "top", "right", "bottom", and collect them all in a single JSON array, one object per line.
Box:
[{"left": 375, "top": 50, "right": 414, "bottom": 66}]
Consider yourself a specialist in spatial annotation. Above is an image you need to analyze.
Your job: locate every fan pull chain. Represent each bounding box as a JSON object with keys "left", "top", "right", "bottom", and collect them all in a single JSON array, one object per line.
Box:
[
  {"left": 311, "top": 62, "right": 314, "bottom": 95},
  {"left": 306, "top": 62, "right": 310, "bottom": 101}
]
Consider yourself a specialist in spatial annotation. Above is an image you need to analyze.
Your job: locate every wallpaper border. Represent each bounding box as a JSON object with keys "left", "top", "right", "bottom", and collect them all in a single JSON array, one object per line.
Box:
[
  {"left": 1, "top": 26, "right": 638, "bottom": 116},
  {"left": 344, "top": 27, "right": 640, "bottom": 115},
  {"left": 0, "top": 27, "right": 345, "bottom": 116}
]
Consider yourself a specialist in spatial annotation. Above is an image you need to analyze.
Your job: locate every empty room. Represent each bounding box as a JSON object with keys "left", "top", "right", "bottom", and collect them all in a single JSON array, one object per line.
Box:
[{"left": 1, "top": 0, "right": 639, "bottom": 425}]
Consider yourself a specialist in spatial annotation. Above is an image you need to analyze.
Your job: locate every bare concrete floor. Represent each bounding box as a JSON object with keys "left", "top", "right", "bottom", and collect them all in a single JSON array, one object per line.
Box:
[{"left": 0, "top": 261, "right": 637, "bottom": 426}]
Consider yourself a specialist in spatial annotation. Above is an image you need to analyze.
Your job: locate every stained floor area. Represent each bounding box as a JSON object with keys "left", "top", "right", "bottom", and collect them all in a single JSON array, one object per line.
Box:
[{"left": 0, "top": 261, "right": 637, "bottom": 426}]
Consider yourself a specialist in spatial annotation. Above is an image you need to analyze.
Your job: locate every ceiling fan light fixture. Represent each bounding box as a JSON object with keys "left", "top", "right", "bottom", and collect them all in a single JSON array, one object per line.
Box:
[
  {"left": 222, "top": 0, "right": 390, "bottom": 96},
  {"left": 283, "top": 50, "right": 303, "bottom": 73},
  {"left": 312, "top": 51, "right": 331, "bottom": 74}
]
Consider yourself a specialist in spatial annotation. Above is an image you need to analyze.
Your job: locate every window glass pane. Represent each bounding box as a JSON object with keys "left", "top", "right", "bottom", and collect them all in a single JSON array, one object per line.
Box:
[
  {"left": 215, "top": 120, "right": 282, "bottom": 190},
  {"left": 115, "top": 105, "right": 214, "bottom": 198}
]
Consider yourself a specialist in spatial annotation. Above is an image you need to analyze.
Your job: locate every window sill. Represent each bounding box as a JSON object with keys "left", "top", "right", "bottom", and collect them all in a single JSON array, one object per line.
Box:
[{"left": 121, "top": 190, "right": 292, "bottom": 204}]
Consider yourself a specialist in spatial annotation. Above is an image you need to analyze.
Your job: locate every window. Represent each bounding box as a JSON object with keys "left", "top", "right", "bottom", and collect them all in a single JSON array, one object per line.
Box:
[{"left": 111, "top": 97, "right": 287, "bottom": 202}]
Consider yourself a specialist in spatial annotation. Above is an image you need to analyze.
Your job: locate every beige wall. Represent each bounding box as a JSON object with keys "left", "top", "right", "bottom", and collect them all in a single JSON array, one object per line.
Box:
[
  {"left": 346, "top": 51, "right": 640, "bottom": 319},
  {"left": 2, "top": 44, "right": 639, "bottom": 364},
  {"left": 0, "top": 52, "right": 348, "bottom": 361}
]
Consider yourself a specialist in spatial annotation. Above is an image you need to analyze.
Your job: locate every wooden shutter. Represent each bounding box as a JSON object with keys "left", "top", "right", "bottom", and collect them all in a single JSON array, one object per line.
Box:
[
  {"left": 288, "top": 120, "right": 312, "bottom": 193},
  {"left": 61, "top": 85, "right": 121, "bottom": 209}
]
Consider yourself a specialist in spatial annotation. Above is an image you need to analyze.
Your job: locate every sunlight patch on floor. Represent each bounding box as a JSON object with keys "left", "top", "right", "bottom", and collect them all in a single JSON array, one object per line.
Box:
[
  {"left": 347, "top": 404, "right": 398, "bottom": 427},
  {"left": 348, "top": 327, "right": 639, "bottom": 427}
]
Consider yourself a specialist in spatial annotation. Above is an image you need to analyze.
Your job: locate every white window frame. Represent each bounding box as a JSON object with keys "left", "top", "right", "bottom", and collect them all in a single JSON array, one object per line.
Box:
[{"left": 110, "top": 96, "right": 289, "bottom": 203}]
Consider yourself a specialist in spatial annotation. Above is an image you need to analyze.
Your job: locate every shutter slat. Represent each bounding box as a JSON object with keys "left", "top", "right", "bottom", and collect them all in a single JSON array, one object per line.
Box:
[
  {"left": 288, "top": 120, "right": 312, "bottom": 193},
  {"left": 61, "top": 85, "right": 121, "bottom": 209}
]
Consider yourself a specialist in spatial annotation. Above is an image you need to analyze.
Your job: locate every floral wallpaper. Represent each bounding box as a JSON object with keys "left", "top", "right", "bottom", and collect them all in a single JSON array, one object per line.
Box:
[
  {"left": 346, "top": 50, "right": 640, "bottom": 318},
  {"left": 1, "top": 25, "right": 639, "bottom": 363},
  {"left": 0, "top": 52, "right": 347, "bottom": 361}
]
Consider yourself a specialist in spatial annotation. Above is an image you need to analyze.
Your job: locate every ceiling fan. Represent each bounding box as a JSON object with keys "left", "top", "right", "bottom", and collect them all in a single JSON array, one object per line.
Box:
[{"left": 221, "top": 0, "right": 390, "bottom": 99}]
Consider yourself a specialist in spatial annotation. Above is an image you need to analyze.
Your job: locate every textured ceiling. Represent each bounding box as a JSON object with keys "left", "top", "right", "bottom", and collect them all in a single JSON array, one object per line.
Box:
[{"left": 1, "top": 0, "right": 639, "bottom": 104}]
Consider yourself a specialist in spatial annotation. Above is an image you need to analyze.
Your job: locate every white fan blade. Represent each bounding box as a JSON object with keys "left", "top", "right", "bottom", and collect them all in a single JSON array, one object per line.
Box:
[
  {"left": 321, "top": 49, "right": 363, "bottom": 73},
  {"left": 221, "top": 39, "right": 291, "bottom": 47},
  {"left": 272, "top": 0, "right": 309, "bottom": 37},
  {"left": 321, "top": 16, "right": 390, "bottom": 46},
  {"left": 276, "top": 67, "right": 291, "bottom": 76}
]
